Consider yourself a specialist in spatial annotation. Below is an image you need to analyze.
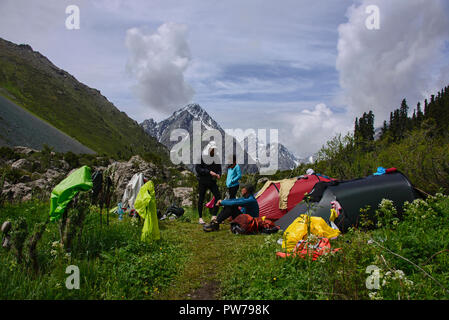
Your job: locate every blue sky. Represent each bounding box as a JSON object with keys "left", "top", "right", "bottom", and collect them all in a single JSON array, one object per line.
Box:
[{"left": 0, "top": 0, "right": 448, "bottom": 157}]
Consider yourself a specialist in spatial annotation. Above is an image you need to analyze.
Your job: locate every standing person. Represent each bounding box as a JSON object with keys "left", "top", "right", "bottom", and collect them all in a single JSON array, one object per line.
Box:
[
  {"left": 195, "top": 144, "right": 222, "bottom": 225},
  {"left": 203, "top": 183, "right": 259, "bottom": 232},
  {"left": 226, "top": 155, "right": 241, "bottom": 199}
]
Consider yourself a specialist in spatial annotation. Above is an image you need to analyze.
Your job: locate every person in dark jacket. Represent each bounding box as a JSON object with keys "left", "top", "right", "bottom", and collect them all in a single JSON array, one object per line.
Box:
[
  {"left": 195, "top": 145, "right": 222, "bottom": 225},
  {"left": 203, "top": 183, "right": 259, "bottom": 232}
]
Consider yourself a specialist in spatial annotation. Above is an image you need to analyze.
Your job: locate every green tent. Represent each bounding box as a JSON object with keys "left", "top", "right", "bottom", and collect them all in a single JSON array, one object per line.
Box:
[
  {"left": 134, "top": 180, "right": 160, "bottom": 242},
  {"left": 49, "top": 166, "right": 93, "bottom": 222}
]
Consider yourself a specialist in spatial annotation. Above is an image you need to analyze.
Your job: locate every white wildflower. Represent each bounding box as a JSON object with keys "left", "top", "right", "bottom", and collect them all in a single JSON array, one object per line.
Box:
[{"left": 394, "top": 270, "right": 405, "bottom": 279}]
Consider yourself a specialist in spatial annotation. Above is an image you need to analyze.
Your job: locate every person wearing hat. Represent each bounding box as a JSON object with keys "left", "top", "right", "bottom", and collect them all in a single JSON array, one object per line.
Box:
[
  {"left": 195, "top": 143, "right": 222, "bottom": 225},
  {"left": 203, "top": 183, "right": 259, "bottom": 232}
]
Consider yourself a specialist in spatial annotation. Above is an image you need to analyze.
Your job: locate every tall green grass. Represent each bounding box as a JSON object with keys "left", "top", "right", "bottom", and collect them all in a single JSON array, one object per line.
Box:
[
  {"left": 0, "top": 200, "right": 186, "bottom": 299},
  {"left": 220, "top": 194, "right": 449, "bottom": 300}
]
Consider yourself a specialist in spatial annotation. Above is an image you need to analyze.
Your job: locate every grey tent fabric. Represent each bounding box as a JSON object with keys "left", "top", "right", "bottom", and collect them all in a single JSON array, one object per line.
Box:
[
  {"left": 276, "top": 202, "right": 309, "bottom": 231},
  {"left": 275, "top": 190, "right": 336, "bottom": 231},
  {"left": 276, "top": 172, "right": 420, "bottom": 233}
]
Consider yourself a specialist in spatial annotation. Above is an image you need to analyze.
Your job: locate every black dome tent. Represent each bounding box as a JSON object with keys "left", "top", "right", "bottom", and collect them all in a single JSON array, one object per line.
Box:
[{"left": 276, "top": 171, "right": 422, "bottom": 233}]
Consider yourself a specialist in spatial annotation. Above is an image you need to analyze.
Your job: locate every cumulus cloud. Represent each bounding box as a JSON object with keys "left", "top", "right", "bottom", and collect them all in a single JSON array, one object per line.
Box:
[
  {"left": 284, "top": 104, "right": 353, "bottom": 158},
  {"left": 125, "top": 23, "right": 195, "bottom": 113},
  {"left": 337, "top": 0, "right": 449, "bottom": 123}
]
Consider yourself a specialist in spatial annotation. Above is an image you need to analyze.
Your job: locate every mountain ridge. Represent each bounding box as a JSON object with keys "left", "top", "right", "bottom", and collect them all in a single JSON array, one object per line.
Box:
[
  {"left": 142, "top": 103, "right": 259, "bottom": 174},
  {"left": 141, "top": 104, "right": 301, "bottom": 172},
  {"left": 0, "top": 37, "right": 168, "bottom": 161}
]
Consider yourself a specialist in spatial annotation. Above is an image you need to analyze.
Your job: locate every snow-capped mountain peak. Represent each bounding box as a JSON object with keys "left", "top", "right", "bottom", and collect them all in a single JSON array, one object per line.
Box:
[{"left": 140, "top": 104, "right": 301, "bottom": 172}]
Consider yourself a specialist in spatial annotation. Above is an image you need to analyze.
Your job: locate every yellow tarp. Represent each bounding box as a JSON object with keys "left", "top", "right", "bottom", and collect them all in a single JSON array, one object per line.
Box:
[
  {"left": 256, "top": 178, "right": 297, "bottom": 210},
  {"left": 134, "top": 180, "right": 160, "bottom": 242},
  {"left": 282, "top": 214, "right": 340, "bottom": 252}
]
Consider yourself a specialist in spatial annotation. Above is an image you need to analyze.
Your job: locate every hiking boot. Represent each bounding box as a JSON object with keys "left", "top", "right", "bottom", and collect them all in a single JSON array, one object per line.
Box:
[{"left": 203, "top": 220, "right": 219, "bottom": 232}]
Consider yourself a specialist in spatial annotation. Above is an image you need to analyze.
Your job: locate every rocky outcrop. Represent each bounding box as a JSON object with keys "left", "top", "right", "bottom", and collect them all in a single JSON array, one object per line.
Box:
[
  {"left": 1, "top": 166, "right": 66, "bottom": 202},
  {"left": 106, "top": 155, "right": 182, "bottom": 213},
  {"left": 2, "top": 183, "right": 33, "bottom": 202},
  {"left": 11, "top": 159, "right": 33, "bottom": 171},
  {"left": 155, "top": 183, "right": 179, "bottom": 214},
  {"left": 107, "top": 155, "right": 159, "bottom": 200},
  {"left": 1, "top": 150, "right": 191, "bottom": 211},
  {"left": 13, "top": 146, "right": 39, "bottom": 155},
  {"left": 173, "top": 187, "right": 193, "bottom": 207}
]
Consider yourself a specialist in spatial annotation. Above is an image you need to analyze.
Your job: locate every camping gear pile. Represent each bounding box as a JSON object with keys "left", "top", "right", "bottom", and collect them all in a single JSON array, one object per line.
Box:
[
  {"left": 255, "top": 169, "right": 422, "bottom": 258},
  {"left": 160, "top": 205, "right": 185, "bottom": 221},
  {"left": 276, "top": 237, "right": 341, "bottom": 260},
  {"left": 230, "top": 214, "right": 278, "bottom": 235},
  {"left": 281, "top": 214, "right": 340, "bottom": 252}
]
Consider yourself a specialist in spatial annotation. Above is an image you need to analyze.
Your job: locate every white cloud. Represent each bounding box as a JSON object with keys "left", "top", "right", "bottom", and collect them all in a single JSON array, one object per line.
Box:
[
  {"left": 125, "top": 23, "right": 194, "bottom": 113},
  {"left": 284, "top": 104, "right": 353, "bottom": 158},
  {"left": 336, "top": 0, "right": 449, "bottom": 123}
]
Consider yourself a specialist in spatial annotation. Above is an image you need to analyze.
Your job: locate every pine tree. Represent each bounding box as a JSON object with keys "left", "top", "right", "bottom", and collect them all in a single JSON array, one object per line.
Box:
[
  {"left": 424, "top": 99, "right": 429, "bottom": 117},
  {"left": 416, "top": 102, "right": 423, "bottom": 125}
]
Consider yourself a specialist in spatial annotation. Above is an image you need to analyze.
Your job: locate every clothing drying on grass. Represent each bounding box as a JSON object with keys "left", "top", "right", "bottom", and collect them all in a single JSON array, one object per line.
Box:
[
  {"left": 121, "top": 173, "right": 146, "bottom": 211},
  {"left": 49, "top": 165, "right": 93, "bottom": 222},
  {"left": 134, "top": 180, "right": 160, "bottom": 242}
]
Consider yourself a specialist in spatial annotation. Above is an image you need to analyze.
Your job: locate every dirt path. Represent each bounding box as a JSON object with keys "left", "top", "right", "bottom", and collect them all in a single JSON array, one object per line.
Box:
[{"left": 154, "top": 220, "right": 262, "bottom": 300}]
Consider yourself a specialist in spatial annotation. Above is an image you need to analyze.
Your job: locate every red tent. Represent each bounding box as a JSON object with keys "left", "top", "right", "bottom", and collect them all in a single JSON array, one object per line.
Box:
[{"left": 256, "top": 175, "right": 332, "bottom": 221}]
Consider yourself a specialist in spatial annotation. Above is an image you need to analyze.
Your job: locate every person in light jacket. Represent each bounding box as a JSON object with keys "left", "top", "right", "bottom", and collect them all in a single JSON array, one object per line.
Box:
[{"left": 226, "top": 155, "right": 241, "bottom": 199}]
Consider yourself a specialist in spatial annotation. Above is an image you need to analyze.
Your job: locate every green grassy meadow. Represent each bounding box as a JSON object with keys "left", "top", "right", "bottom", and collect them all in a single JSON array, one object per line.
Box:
[{"left": 1, "top": 194, "right": 449, "bottom": 300}]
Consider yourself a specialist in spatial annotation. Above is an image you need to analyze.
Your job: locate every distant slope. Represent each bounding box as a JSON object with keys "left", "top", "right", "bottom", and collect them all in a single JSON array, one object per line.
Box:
[
  {"left": 0, "top": 93, "right": 94, "bottom": 153},
  {"left": 0, "top": 37, "right": 168, "bottom": 160}
]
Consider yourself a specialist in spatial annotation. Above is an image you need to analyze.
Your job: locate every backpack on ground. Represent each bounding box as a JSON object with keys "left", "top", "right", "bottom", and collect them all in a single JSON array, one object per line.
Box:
[{"left": 230, "top": 214, "right": 279, "bottom": 235}]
